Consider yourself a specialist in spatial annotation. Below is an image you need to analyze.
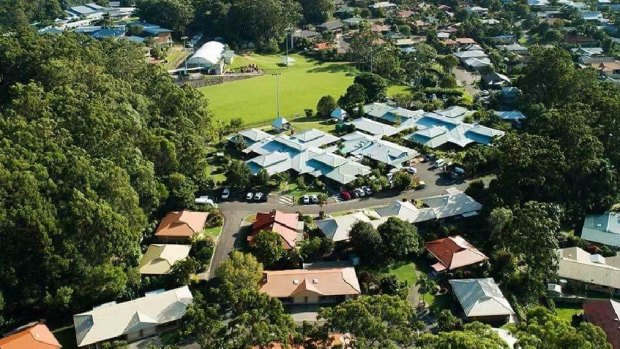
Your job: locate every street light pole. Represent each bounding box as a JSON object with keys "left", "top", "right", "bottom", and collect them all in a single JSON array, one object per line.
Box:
[
  {"left": 274, "top": 73, "right": 281, "bottom": 117},
  {"left": 181, "top": 36, "right": 188, "bottom": 75}
]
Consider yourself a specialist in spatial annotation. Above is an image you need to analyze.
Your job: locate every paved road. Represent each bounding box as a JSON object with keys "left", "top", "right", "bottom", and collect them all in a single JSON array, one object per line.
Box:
[
  {"left": 208, "top": 163, "right": 491, "bottom": 278},
  {"left": 453, "top": 66, "right": 480, "bottom": 97}
]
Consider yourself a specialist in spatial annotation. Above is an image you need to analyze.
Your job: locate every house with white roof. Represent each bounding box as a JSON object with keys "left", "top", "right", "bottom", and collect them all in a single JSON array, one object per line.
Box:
[
  {"left": 340, "top": 132, "right": 419, "bottom": 168},
  {"left": 363, "top": 103, "right": 425, "bottom": 125},
  {"left": 558, "top": 246, "right": 620, "bottom": 295},
  {"left": 316, "top": 212, "right": 372, "bottom": 242},
  {"left": 228, "top": 128, "right": 272, "bottom": 148},
  {"left": 581, "top": 212, "right": 620, "bottom": 247},
  {"left": 348, "top": 117, "right": 399, "bottom": 137},
  {"left": 73, "top": 286, "right": 193, "bottom": 347},
  {"left": 449, "top": 278, "right": 515, "bottom": 324},
  {"left": 373, "top": 200, "right": 437, "bottom": 225},
  {"left": 421, "top": 187, "right": 483, "bottom": 219}
]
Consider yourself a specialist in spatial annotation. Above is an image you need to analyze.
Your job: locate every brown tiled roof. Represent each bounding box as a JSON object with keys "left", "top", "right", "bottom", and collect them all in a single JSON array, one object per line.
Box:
[
  {"left": 0, "top": 323, "right": 61, "bottom": 349},
  {"left": 250, "top": 210, "right": 299, "bottom": 249},
  {"left": 154, "top": 210, "right": 208, "bottom": 238},
  {"left": 584, "top": 300, "right": 620, "bottom": 349},
  {"left": 397, "top": 10, "right": 415, "bottom": 18},
  {"left": 260, "top": 267, "right": 361, "bottom": 298},
  {"left": 425, "top": 236, "right": 488, "bottom": 271}
]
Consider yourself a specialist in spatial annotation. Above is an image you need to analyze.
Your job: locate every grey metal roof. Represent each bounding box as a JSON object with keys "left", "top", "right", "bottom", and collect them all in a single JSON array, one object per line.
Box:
[{"left": 449, "top": 278, "right": 514, "bottom": 317}]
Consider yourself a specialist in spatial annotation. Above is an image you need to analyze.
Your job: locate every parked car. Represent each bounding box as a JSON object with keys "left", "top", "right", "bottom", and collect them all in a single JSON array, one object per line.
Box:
[
  {"left": 301, "top": 195, "right": 310, "bottom": 204},
  {"left": 405, "top": 167, "right": 417, "bottom": 174},
  {"left": 355, "top": 188, "right": 365, "bottom": 197},
  {"left": 416, "top": 180, "right": 426, "bottom": 189},
  {"left": 246, "top": 192, "right": 254, "bottom": 201},
  {"left": 341, "top": 191, "right": 352, "bottom": 201},
  {"left": 254, "top": 192, "right": 264, "bottom": 201},
  {"left": 424, "top": 154, "right": 437, "bottom": 163},
  {"left": 433, "top": 159, "right": 446, "bottom": 168},
  {"left": 310, "top": 195, "right": 319, "bottom": 204},
  {"left": 362, "top": 186, "right": 372, "bottom": 195},
  {"left": 221, "top": 187, "right": 230, "bottom": 200},
  {"left": 195, "top": 196, "right": 217, "bottom": 207}
]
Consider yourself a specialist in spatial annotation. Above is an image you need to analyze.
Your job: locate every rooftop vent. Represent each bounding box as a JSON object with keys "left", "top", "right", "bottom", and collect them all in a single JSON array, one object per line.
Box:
[
  {"left": 313, "top": 278, "right": 319, "bottom": 284},
  {"left": 293, "top": 279, "right": 300, "bottom": 285}
]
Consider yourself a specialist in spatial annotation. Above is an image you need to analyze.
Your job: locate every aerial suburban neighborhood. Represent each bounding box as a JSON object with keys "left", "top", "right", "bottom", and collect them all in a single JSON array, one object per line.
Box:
[{"left": 0, "top": 0, "right": 619, "bottom": 348}]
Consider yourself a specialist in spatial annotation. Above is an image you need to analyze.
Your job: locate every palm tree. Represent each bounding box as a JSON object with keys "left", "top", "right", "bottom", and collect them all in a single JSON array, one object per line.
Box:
[{"left": 415, "top": 274, "right": 437, "bottom": 306}]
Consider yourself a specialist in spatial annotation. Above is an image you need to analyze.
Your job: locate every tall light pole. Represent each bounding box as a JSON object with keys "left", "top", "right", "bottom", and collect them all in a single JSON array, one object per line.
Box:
[{"left": 181, "top": 36, "right": 188, "bottom": 75}]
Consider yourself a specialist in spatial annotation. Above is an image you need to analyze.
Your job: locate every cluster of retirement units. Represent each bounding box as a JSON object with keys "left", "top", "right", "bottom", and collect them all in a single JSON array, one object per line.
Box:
[{"left": 229, "top": 103, "right": 505, "bottom": 187}]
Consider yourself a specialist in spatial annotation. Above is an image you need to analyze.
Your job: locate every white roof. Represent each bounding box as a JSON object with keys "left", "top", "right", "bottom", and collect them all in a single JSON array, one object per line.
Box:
[
  {"left": 450, "top": 278, "right": 514, "bottom": 317},
  {"left": 495, "top": 110, "right": 526, "bottom": 121},
  {"left": 581, "top": 212, "right": 620, "bottom": 247},
  {"left": 421, "top": 188, "right": 482, "bottom": 219},
  {"left": 558, "top": 247, "right": 620, "bottom": 289},
  {"left": 138, "top": 244, "right": 192, "bottom": 275},
  {"left": 454, "top": 50, "right": 488, "bottom": 60},
  {"left": 348, "top": 117, "right": 399, "bottom": 137},
  {"left": 316, "top": 212, "right": 371, "bottom": 242},
  {"left": 187, "top": 41, "right": 225, "bottom": 66},
  {"left": 238, "top": 128, "right": 272, "bottom": 142},
  {"left": 73, "top": 286, "right": 193, "bottom": 346},
  {"left": 374, "top": 201, "right": 437, "bottom": 224}
]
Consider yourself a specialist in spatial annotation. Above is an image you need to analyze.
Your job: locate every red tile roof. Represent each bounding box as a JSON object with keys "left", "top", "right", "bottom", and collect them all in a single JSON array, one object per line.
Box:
[
  {"left": 584, "top": 300, "right": 620, "bottom": 349},
  {"left": 425, "top": 236, "right": 488, "bottom": 272},
  {"left": 0, "top": 323, "right": 61, "bottom": 349},
  {"left": 250, "top": 210, "right": 300, "bottom": 249},
  {"left": 154, "top": 210, "right": 208, "bottom": 238}
]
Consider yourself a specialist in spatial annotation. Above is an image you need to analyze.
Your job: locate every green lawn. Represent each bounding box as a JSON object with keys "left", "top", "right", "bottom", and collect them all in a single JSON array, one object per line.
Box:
[
  {"left": 164, "top": 45, "right": 189, "bottom": 70},
  {"left": 555, "top": 303, "right": 583, "bottom": 322},
  {"left": 388, "top": 262, "right": 418, "bottom": 285},
  {"left": 200, "top": 53, "right": 409, "bottom": 126},
  {"left": 204, "top": 225, "right": 222, "bottom": 238}
]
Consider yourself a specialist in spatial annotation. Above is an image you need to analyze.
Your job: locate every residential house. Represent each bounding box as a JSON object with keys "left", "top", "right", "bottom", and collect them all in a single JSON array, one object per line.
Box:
[
  {"left": 565, "top": 34, "right": 598, "bottom": 47},
  {"left": 373, "top": 200, "right": 437, "bottom": 225},
  {"left": 482, "top": 72, "right": 511, "bottom": 89},
  {"left": 249, "top": 210, "right": 304, "bottom": 249},
  {"left": 0, "top": 322, "right": 61, "bottom": 349},
  {"left": 342, "top": 17, "right": 364, "bottom": 27},
  {"left": 293, "top": 29, "right": 320, "bottom": 41},
  {"left": 425, "top": 236, "right": 488, "bottom": 272},
  {"left": 494, "top": 110, "right": 526, "bottom": 121},
  {"left": 330, "top": 108, "right": 348, "bottom": 121},
  {"left": 259, "top": 266, "right": 361, "bottom": 304},
  {"left": 228, "top": 128, "right": 272, "bottom": 148},
  {"left": 339, "top": 132, "right": 419, "bottom": 168},
  {"left": 316, "top": 212, "right": 371, "bottom": 242},
  {"left": 581, "top": 212, "right": 620, "bottom": 247},
  {"left": 138, "top": 244, "right": 192, "bottom": 275},
  {"left": 348, "top": 117, "right": 399, "bottom": 137},
  {"left": 558, "top": 246, "right": 620, "bottom": 295},
  {"left": 140, "top": 25, "right": 173, "bottom": 46},
  {"left": 449, "top": 278, "right": 515, "bottom": 324},
  {"left": 317, "top": 20, "right": 345, "bottom": 33},
  {"left": 65, "top": 3, "right": 106, "bottom": 20},
  {"left": 572, "top": 47, "right": 604, "bottom": 57},
  {"left": 272, "top": 116, "right": 291, "bottom": 132},
  {"left": 583, "top": 300, "right": 620, "bottom": 349},
  {"left": 154, "top": 210, "right": 209, "bottom": 243},
  {"left": 73, "top": 286, "right": 193, "bottom": 347},
  {"left": 370, "top": 1, "right": 397, "bottom": 10},
  {"left": 497, "top": 43, "right": 528, "bottom": 54},
  {"left": 363, "top": 103, "right": 425, "bottom": 125},
  {"left": 591, "top": 62, "right": 620, "bottom": 79}
]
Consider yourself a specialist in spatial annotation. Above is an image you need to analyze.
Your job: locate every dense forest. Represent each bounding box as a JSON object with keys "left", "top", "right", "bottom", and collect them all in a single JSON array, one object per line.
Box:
[{"left": 0, "top": 29, "right": 214, "bottom": 328}]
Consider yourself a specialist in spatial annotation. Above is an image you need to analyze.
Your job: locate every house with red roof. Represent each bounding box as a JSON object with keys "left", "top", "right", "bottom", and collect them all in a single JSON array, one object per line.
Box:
[
  {"left": 154, "top": 210, "right": 209, "bottom": 242},
  {"left": 0, "top": 322, "right": 61, "bottom": 349},
  {"left": 249, "top": 210, "right": 304, "bottom": 249},
  {"left": 584, "top": 299, "right": 620, "bottom": 349},
  {"left": 425, "top": 235, "right": 488, "bottom": 272}
]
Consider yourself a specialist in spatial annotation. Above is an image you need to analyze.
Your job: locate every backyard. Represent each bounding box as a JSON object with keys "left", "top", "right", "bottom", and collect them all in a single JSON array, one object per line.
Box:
[{"left": 200, "top": 53, "right": 409, "bottom": 126}]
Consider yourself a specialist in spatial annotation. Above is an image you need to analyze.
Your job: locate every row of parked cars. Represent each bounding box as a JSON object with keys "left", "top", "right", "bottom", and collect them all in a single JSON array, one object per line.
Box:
[
  {"left": 301, "top": 195, "right": 320, "bottom": 205},
  {"left": 246, "top": 191, "right": 268, "bottom": 202},
  {"left": 340, "top": 186, "right": 373, "bottom": 201}
]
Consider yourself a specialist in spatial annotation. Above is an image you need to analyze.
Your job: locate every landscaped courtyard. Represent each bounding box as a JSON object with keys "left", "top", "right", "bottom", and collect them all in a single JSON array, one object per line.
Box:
[{"left": 199, "top": 53, "right": 408, "bottom": 126}]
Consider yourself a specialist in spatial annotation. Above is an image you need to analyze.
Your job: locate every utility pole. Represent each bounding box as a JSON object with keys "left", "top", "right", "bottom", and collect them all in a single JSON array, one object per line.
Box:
[
  {"left": 274, "top": 73, "right": 281, "bottom": 117},
  {"left": 181, "top": 36, "right": 188, "bottom": 75},
  {"left": 370, "top": 44, "right": 373, "bottom": 73}
]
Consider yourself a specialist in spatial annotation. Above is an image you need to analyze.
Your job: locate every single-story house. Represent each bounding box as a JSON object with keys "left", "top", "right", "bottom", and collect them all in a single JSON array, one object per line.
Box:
[
  {"left": 497, "top": 43, "right": 528, "bottom": 54},
  {"left": 420, "top": 187, "right": 483, "bottom": 219},
  {"left": 449, "top": 278, "right": 515, "bottom": 324},
  {"left": 249, "top": 210, "right": 304, "bottom": 249},
  {"left": 138, "top": 244, "right": 192, "bottom": 275},
  {"left": 316, "top": 212, "right": 371, "bottom": 242},
  {"left": 73, "top": 286, "right": 193, "bottom": 347},
  {"left": 373, "top": 200, "right": 437, "bottom": 225},
  {"left": 494, "top": 110, "right": 526, "bottom": 121},
  {"left": 228, "top": 128, "right": 272, "bottom": 148},
  {"left": 583, "top": 299, "right": 620, "bottom": 349},
  {"left": 463, "top": 57, "right": 493, "bottom": 71},
  {"left": 557, "top": 246, "right": 620, "bottom": 295},
  {"left": 581, "top": 212, "right": 620, "bottom": 247},
  {"left": 317, "top": 20, "right": 344, "bottom": 33},
  {"left": 0, "top": 322, "right": 61, "bottom": 349},
  {"left": 154, "top": 210, "right": 209, "bottom": 242},
  {"left": 591, "top": 62, "right": 620, "bottom": 79},
  {"left": 363, "top": 103, "right": 425, "bottom": 125},
  {"left": 259, "top": 266, "right": 361, "bottom": 304},
  {"left": 340, "top": 132, "right": 419, "bottom": 168},
  {"left": 425, "top": 236, "right": 488, "bottom": 272},
  {"left": 331, "top": 107, "right": 347, "bottom": 121},
  {"left": 348, "top": 117, "right": 399, "bottom": 137},
  {"left": 482, "top": 72, "right": 511, "bottom": 89},
  {"left": 65, "top": 3, "right": 105, "bottom": 20},
  {"left": 370, "top": 1, "right": 397, "bottom": 10}
]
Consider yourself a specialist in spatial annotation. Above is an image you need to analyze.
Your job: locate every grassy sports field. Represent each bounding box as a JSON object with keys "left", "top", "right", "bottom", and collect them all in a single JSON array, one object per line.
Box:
[{"left": 199, "top": 53, "right": 408, "bottom": 126}]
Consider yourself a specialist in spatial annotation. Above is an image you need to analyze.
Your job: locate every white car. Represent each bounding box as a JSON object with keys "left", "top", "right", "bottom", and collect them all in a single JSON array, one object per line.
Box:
[
  {"left": 195, "top": 196, "right": 217, "bottom": 207},
  {"left": 405, "top": 167, "right": 417, "bottom": 174},
  {"left": 355, "top": 188, "right": 365, "bottom": 197},
  {"left": 246, "top": 192, "right": 254, "bottom": 201},
  {"left": 310, "top": 195, "right": 319, "bottom": 204},
  {"left": 254, "top": 192, "right": 264, "bottom": 201},
  {"left": 302, "top": 195, "right": 310, "bottom": 204},
  {"left": 221, "top": 187, "right": 230, "bottom": 200},
  {"left": 362, "top": 186, "right": 372, "bottom": 195}
]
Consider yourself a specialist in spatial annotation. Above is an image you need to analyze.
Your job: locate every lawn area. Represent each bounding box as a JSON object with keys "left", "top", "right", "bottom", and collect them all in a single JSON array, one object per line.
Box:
[
  {"left": 204, "top": 225, "right": 222, "bottom": 238},
  {"left": 388, "top": 262, "right": 417, "bottom": 285},
  {"left": 200, "top": 53, "right": 409, "bottom": 126},
  {"left": 555, "top": 303, "right": 583, "bottom": 322},
  {"left": 281, "top": 182, "right": 328, "bottom": 202},
  {"left": 164, "top": 45, "right": 189, "bottom": 70}
]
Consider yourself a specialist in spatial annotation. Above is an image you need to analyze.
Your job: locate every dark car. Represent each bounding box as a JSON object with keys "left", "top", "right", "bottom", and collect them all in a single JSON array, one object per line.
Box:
[{"left": 341, "top": 191, "right": 352, "bottom": 201}]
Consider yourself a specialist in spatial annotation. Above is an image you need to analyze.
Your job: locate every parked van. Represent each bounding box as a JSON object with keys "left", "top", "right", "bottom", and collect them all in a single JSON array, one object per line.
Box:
[{"left": 433, "top": 159, "right": 446, "bottom": 168}]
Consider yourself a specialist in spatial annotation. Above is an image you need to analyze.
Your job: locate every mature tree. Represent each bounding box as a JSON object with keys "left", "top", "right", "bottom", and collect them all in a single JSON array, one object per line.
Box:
[
  {"left": 226, "top": 160, "right": 252, "bottom": 190},
  {"left": 215, "top": 251, "right": 263, "bottom": 306},
  {"left": 136, "top": 0, "right": 195, "bottom": 33},
  {"left": 182, "top": 294, "right": 227, "bottom": 349},
  {"left": 354, "top": 72, "right": 387, "bottom": 102},
  {"left": 0, "top": 31, "right": 213, "bottom": 326},
  {"left": 415, "top": 275, "right": 436, "bottom": 305},
  {"left": 436, "top": 309, "right": 463, "bottom": 332},
  {"left": 168, "top": 257, "right": 200, "bottom": 285},
  {"left": 392, "top": 172, "right": 413, "bottom": 190},
  {"left": 316, "top": 95, "right": 337, "bottom": 117},
  {"left": 420, "top": 322, "right": 509, "bottom": 349},
  {"left": 251, "top": 230, "right": 285, "bottom": 268},
  {"left": 299, "top": 0, "right": 334, "bottom": 24},
  {"left": 0, "top": 0, "right": 63, "bottom": 30},
  {"left": 338, "top": 83, "right": 367, "bottom": 114},
  {"left": 511, "top": 307, "right": 611, "bottom": 349},
  {"left": 349, "top": 221, "right": 383, "bottom": 265},
  {"left": 377, "top": 217, "right": 420, "bottom": 262},
  {"left": 252, "top": 168, "right": 270, "bottom": 188},
  {"left": 319, "top": 295, "right": 415, "bottom": 348},
  {"left": 299, "top": 236, "right": 333, "bottom": 261}
]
